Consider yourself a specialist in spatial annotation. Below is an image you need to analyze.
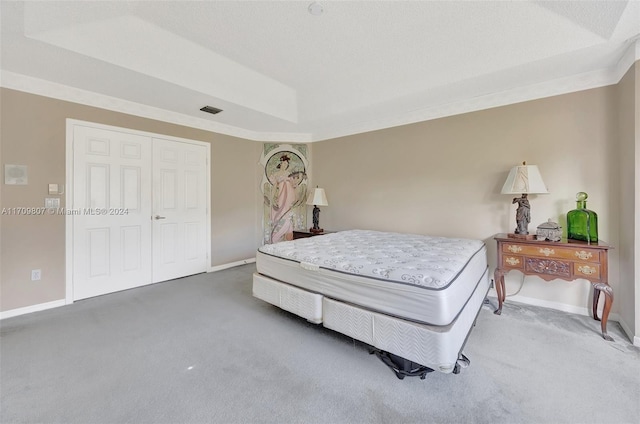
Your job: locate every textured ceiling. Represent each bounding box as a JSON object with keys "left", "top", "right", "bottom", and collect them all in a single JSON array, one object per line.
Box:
[{"left": 1, "top": 1, "right": 639, "bottom": 142}]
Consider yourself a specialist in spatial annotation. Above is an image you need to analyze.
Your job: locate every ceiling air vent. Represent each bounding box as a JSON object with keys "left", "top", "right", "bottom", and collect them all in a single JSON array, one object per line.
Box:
[{"left": 200, "top": 106, "right": 223, "bottom": 115}]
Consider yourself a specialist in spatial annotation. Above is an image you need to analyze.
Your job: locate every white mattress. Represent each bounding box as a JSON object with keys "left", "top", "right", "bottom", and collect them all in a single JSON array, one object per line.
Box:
[{"left": 257, "top": 230, "right": 487, "bottom": 326}]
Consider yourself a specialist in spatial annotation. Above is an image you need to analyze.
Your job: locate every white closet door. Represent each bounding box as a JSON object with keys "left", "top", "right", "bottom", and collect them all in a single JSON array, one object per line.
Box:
[
  {"left": 72, "top": 126, "right": 153, "bottom": 300},
  {"left": 152, "top": 138, "right": 208, "bottom": 283}
]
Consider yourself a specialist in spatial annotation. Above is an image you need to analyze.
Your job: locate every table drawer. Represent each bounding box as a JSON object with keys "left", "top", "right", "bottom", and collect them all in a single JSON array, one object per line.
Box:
[
  {"left": 502, "top": 255, "right": 524, "bottom": 269},
  {"left": 502, "top": 244, "right": 600, "bottom": 263},
  {"left": 525, "top": 258, "right": 572, "bottom": 278},
  {"left": 574, "top": 263, "right": 601, "bottom": 279}
]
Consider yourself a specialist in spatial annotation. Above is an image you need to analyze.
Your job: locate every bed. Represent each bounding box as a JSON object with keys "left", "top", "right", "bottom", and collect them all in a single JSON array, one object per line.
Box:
[{"left": 253, "top": 229, "right": 490, "bottom": 377}]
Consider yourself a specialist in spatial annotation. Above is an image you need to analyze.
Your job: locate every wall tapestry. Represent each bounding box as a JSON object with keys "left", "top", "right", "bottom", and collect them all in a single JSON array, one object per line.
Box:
[{"left": 260, "top": 144, "right": 309, "bottom": 244}]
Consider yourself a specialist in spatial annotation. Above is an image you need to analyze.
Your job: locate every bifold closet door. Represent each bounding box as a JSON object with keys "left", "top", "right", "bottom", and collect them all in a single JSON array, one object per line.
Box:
[
  {"left": 151, "top": 138, "right": 208, "bottom": 283},
  {"left": 72, "top": 125, "right": 209, "bottom": 300},
  {"left": 72, "top": 126, "right": 153, "bottom": 300}
]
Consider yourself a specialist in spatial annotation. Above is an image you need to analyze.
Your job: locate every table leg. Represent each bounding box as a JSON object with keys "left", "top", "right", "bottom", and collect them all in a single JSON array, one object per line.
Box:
[
  {"left": 592, "top": 287, "right": 601, "bottom": 321},
  {"left": 494, "top": 268, "right": 506, "bottom": 315},
  {"left": 592, "top": 282, "right": 614, "bottom": 341}
]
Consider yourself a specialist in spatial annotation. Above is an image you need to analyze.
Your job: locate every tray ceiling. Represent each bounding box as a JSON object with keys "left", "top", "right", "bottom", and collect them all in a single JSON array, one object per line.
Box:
[{"left": 2, "top": 1, "right": 639, "bottom": 142}]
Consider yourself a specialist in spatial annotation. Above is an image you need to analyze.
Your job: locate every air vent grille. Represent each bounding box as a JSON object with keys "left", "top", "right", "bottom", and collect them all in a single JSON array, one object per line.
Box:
[{"left": 200, "top": 106, "right": 223, "bottom": 115}]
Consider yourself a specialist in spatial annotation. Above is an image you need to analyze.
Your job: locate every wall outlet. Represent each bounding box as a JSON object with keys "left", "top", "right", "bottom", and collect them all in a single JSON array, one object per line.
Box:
[{"left": 31, "top": 269, "right": 41, "bottom": 281}]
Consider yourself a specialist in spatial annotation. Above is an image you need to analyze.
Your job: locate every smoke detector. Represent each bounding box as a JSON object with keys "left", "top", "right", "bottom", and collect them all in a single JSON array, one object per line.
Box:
[{"left": 308, "top": 2, "right": 324, "bottom": 16}]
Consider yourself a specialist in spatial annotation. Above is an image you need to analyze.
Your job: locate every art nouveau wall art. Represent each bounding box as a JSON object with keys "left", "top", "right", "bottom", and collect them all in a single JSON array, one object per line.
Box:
[{"left": 260, "top": 144, "right": 309, "bottom": 244}]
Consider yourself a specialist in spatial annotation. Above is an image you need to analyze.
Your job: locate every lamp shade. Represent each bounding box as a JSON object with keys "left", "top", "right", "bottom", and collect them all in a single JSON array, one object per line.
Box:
[
  {"left": 501, "top": 163, "right": 549, "bottom": 194},
  {"left": 306, "top": 188, "right": 328, "bottom": 206}
]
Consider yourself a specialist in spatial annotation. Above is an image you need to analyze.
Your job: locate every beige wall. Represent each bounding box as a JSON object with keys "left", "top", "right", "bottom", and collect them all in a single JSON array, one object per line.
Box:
[
  {"left": 2, "top": 66, "right": 639, "bottom": 343},
  {"left": 618, "top": 63, "right": 637, "bottom": 338},
  {"left": 0, "top": 88, "right": 263, "bottom": 312},
  {"left": 312, "top": 85, "right": 622, "bottom": 316}
]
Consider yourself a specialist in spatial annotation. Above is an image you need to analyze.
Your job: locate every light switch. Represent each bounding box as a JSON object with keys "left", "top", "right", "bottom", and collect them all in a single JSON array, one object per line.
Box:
[{"left": 48, "top": 184, "right": 59, "bottom": 194}]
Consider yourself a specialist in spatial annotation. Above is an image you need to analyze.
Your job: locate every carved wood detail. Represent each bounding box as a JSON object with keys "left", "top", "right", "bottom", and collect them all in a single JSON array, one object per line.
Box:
[{"left": 525, "top": 258, "right": 571, "bottom": 278}]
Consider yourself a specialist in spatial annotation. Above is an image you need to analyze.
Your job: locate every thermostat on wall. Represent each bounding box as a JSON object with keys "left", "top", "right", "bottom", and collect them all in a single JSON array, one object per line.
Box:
[{"left": 4, "top": 164, "right": 28, "bottom": 185}]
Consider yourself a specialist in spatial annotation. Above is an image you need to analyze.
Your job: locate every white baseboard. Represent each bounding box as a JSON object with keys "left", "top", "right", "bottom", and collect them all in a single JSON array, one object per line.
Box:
[
  {"left": 507, "top": 294, "right": 591, "bottom": 316},
  {"left": 489, "top": 292, "right": 623, "bottom": 322},
  {"left": 488, "top": 293, "right": 640, "bottom": 345},
  {"left": 616, "top": 317, "right": 640, "bottom": 346},
  {"left": 0, "top": 299, "right": 66, "bottom": 320},
  {"left": 1, "top": 260, "right": 256, "bottom": 320},
  {"left": 208, "top": 258, "right": 256, "bottom": 273}
]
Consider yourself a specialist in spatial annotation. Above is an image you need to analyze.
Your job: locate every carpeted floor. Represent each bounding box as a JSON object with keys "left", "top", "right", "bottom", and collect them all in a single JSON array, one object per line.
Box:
[{"left": 1, "top": 264, "right": 638, "bottom": 424}]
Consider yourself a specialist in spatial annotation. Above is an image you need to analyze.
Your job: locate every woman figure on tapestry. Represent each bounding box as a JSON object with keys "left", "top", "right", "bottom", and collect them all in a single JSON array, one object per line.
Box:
[{"left": 268, "top": 154, "right": 305, "bottom": 243}]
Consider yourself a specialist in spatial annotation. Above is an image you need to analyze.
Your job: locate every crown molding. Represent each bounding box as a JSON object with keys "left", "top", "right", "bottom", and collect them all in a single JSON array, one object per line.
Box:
[
  {"left": 0, "top": 70, "right": 312, "bottom": 143},
  {"left": 613, "top": 38, "right": 640, "bottom": 82},
  {"left": 312, "top": 45, "right": 640, "bottom": 142},
  {"left": 3, "top": 41, "right": 638, "bottom": 144}
]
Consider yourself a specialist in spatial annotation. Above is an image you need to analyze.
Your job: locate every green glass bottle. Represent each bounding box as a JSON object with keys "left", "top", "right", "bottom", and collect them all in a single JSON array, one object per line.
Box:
[{"left": 567, "top": 192, "right": 598, "bottom": 243}]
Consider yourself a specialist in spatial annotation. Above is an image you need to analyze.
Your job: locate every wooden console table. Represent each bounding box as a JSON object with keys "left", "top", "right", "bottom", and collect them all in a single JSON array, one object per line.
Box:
[{"left": 494, "top": 234, "right": 613, "bottom": 341}]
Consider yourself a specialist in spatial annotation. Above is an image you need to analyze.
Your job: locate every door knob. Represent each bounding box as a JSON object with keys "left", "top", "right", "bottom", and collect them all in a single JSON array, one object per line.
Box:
[{"left": 154, "top": 215, "right": 166, "bottom": 220}]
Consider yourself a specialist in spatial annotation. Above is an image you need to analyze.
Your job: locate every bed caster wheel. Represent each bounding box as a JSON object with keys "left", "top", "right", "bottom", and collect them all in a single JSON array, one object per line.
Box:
[
  {"left": 396, "top": 373, "right": 405, "bottom": 380},
  {"left": 457, "top": 353, "right": 470, "bottom": 368},
  {"left": 420, "top": 374, "right": 426, "bottom": 380}
]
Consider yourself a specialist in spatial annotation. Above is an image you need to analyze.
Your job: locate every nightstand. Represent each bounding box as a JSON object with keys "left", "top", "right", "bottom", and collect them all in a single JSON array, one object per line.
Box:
[
  {"left": 292, "top": 230, "right": 332, "bottom": 240},
  {"left": 494, "top": 233, "right": 613, "bottom": 341}
]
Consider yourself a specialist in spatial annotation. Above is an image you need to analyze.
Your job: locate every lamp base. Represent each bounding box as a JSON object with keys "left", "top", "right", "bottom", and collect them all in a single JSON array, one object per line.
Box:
[
  {"left": 309, "top": 228, "right": 324, "bottom": 234},
  {"left": 507, "top": 233, "right": 536, "bottom": 240}
]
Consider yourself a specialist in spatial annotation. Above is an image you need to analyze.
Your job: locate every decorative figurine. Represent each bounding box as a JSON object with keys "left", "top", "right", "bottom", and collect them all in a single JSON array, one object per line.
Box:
[
  {"left": 311, "top": 205, "right": 322, "bottom": 233},
  {"left": 512, "top": 194, "right": 531, "bottom": 235}
]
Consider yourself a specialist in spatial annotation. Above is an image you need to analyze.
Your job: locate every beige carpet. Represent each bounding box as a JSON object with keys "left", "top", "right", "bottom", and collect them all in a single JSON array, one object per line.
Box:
[{"left": 1, "top": 264, "right": 638, "bottom": 424}]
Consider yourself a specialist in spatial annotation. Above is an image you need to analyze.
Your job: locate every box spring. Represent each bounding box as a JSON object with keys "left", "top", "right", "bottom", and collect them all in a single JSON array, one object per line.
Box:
[{"left": 253, "top": 268, "right": 489, "bottom": 373}]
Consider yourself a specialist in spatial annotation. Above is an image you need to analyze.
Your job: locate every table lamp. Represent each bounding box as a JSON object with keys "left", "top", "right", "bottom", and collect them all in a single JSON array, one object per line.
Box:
[
  {"left": 307, "top": 187, "right": 328, "bottom": 234},
  {"left": 501, "top": 161, "right": 548, "bottom": 239}
]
